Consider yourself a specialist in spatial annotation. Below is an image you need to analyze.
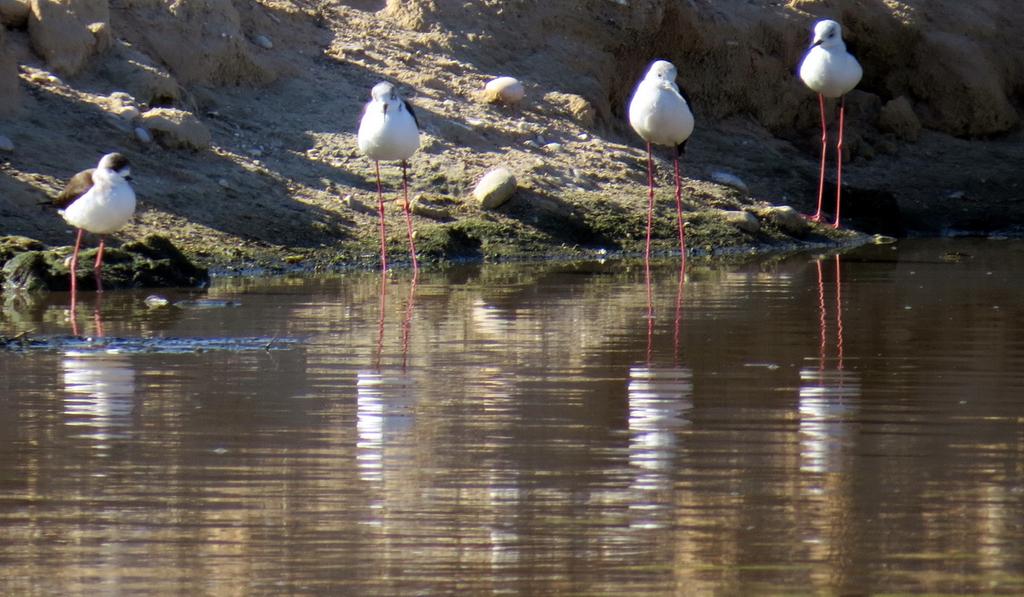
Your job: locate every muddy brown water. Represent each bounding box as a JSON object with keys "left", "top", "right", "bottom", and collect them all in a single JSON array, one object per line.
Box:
[{"left": 2, "top": 239, "right": 1024, "bottom": 594}]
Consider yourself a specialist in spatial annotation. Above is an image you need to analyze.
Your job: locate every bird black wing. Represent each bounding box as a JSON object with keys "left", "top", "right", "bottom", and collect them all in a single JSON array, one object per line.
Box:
[
  {"left": 52, "top": 168, "right": 95, "bottom": 209},
  {"left": 402, "top": 98, "right": 420, "bottom": 129},
  {"left": 677, "top": 87, "right": 695, "bottom": 157},
  {"left": 680, "top": 87, "right": 695, "bottom": 119}
]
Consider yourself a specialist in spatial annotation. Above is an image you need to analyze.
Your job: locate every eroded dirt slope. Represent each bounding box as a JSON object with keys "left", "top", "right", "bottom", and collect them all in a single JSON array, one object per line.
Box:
[{"left": 0, "top": 0, "right": 1021, "bottom": 269}]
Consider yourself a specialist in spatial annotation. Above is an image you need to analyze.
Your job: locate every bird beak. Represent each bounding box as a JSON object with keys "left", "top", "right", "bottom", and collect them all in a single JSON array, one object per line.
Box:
[
  {"left": 382, "top": 103, "right": 389, "bottom": 115},
  {"left": 810, "top": 38, "right": 824, "bottom": 48},
  {"left": 124, "top": 174, "right": 133, "bottom": 181}
]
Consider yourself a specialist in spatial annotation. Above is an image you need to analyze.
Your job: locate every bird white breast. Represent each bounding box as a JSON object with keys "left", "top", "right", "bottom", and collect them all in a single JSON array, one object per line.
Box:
[
  {"left": 799, "top": 47, "right": 862, "bottom": 98},
  {"left": 61, "top": 180, "right": 136, "bottom": 235},
  {"left": 357, "top": 101, "right": 420, "bottom": 162},
  {"left": 628, "top": 81, "right": 695, "bottom": 147}
]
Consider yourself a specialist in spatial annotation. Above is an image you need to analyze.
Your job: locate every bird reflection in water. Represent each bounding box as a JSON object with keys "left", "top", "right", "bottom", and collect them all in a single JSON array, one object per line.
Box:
[
  {"left": 799, "top": 255, "right": 860, "bottom": 473},
  {"left": 69, "top": 290, "right": 105, "bottom": 338},
  {"left": 629, "top": 257, "right": 693, "bottom": 511},
  {"left": 62, "top": 350, "right": 136, "bottom": 449},
  {"left": 357, "top": 271, "right": 419, "bottom": 483}
]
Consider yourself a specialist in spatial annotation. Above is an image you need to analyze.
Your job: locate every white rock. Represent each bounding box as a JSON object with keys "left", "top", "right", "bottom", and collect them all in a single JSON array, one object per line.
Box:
[
  {"left": 711, "top": 171, "right": 749, "bottom": 193},
  {"left": 0, "top": 134, "right": 14, "bottom": 152},
  {"left": 144, "top": 295, "right": 170, "bottom": 308},
  {"left": 114, "top": 105, "right": 140, "bottom": 121},
  {"left": 253, "top": 34, "right": 273, "bottom": 50},
  {"left": 474, "top": 167, "right": 517, "bottom": 210},
  {"left": 134, "top": 127, "right": 152, "bottom": 144},
  {"left": 218, "top": 178, "right": 232, "bottom": 189},
  {"left": 764, "top": 206, "right": 808, "bottom": 235},
  {"left": 483, "top": 76, "right": 525, "bottom": 105},
  {"left": 109, "top": 91, "right": 135, "bottom": 105},
  {"left": 722, "top": 210, "right": 760, "bottom": 233},
  {"left": 543, "top": 142, "right": 563, "bottom": 153}
]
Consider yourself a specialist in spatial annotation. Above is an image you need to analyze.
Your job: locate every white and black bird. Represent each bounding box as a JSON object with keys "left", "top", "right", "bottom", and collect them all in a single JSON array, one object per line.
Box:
[
  {"left": 628, "top": 60, "right": 695, "bottom": 269},
  {"left": 357, "top": 81, "right": 421, "bottom": 273},
  {"left": 799, "top": 19, "right": 862, "bottom": 228},
  {"left": 54, "top": 152, "right": 136, "bottom": 296}
]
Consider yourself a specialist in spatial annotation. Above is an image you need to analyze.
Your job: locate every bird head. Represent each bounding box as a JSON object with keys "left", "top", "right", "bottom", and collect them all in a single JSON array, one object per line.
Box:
[
  {"left": 646, "top": 60, "right": 679, "bottom": 83},
  {"left": 371, "top": 81, "right": 398, "bottom": 114},
  {"left": 810, "top": 19, "right": 844, "bottom": 49},
  {"left": 99, "top": 153, "right": 132, "bottom": 180}
]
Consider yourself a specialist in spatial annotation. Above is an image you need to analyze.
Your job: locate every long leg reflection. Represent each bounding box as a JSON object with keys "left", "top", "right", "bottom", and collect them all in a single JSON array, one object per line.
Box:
[
  {"left": 358, "top": 272, "right": 420, "bottom": 484},
  {"left": 799, "top": 254, "right": 860, "bottom": 474},
  {"left": 629, "top": 259, "right": 693, "bottom": 503},
  {"left": 373, "top": 270, "right": 387, "bottom": 371},
  {"left": 69, "top": 291, "right": 105, "bottom": 338},
  {"left": 401, "top": 271, "right": 419, "bottom": 371}
]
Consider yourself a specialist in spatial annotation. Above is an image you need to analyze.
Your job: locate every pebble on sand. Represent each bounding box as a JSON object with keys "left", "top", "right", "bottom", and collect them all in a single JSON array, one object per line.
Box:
[
  {"left": 253, "top": 34, "right": 273, "bottom": 50},
  {"left": 711, "top": 171, "right": 749, "bottom": 194},
  {"left": 759, "top": 205, "right": 808, "bottom": 235},
  {"left": 483, "top": 76, "right": 525, "bottom": 105},
  {"left": 722, "top": 210, "right": 760, "bottom": 234},
  {"left": 474, "top": 167, "right": 517, "bottom": 210}
]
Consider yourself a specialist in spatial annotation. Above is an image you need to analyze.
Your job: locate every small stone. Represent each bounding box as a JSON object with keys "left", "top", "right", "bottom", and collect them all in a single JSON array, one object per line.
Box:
[
  {"left": 482, "top": 76, "right": 525, "bottom": 105},
  {"left": 711, "top": 171, "right": 749, "bottom": 194},
  {"left": 110, "top": 91, "right": 134, "bottom": 104},
  {"left": 0, "top": 134, "right": 14, "bottom": 152},
  {"left": 474, "top": 167, "right": 517, "bottom": 210},
  {"left": 134, "top": 127, "right": 152, "bottom": 144},
  {"left": 114, "top": 105, "right": 140, "bottom": 121},
  {"left": 411, "top": 197, "right": 450, "bottom": 220},
  {"left": 763, "top": 206, "right": 808, "bottom": 235},
  {"left": 253, "top": 34, "right": 273, "bottom": 50},
  {"left": 543, "top": 142, "right": 563, "bottom": 153},
  {"left": 145, "top": 295, "right": 170, "bottom": 308},
  {"left": 218, "top": 178, "right": 231, "bottom": 189},
  {"left": 722, "top": 210, "right": 760, "bottom": 233}
]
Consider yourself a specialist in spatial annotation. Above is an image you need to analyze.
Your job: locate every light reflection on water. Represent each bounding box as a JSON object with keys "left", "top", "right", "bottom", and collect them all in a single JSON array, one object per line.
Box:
[
  {"left": 2, "top": 239, "right": 1024, "bottom": 594},
  {"left": 61, "top": 350, "right": 136, "bottom": 448}
]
